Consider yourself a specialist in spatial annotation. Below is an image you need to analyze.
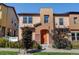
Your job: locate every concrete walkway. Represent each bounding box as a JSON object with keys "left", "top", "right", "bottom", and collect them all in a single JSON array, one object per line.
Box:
[
  {"left": 0, "top": 48, "right": 19, "bottom": 51},
  {"left": 41, "top": 48, "right": 79, "bottom": 53}
]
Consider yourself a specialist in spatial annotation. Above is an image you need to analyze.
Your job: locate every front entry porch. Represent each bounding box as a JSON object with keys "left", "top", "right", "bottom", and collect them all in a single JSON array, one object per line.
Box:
[{"left": 40, "top": 29, "right": 49, "bottom": 49}]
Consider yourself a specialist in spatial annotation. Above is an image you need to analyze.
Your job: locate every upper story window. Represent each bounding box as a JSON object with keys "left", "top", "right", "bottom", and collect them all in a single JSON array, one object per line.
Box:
[
  {"left": 73, "top": 17, "right": 77, "bottom": 24},
  {"left": 44, "top": 15, "right": 49, "bottom": 23},
  {"left": 28, "top": 16, "right": 32, "bottom": 23},
  {"left": 23, "top": 16, "right": 28, "bottom": 23},
  {"left": 59, "top": 18, "right": 63, "bottom": 25},
  {"left": 23, "top": 16, "right": 32, "bottom": 24}
]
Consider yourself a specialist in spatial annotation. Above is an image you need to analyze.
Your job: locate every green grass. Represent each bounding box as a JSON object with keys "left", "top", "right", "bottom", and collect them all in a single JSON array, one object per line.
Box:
[
  {"left": 33, "top": 52, "right": 79, "bottom": 55},
  {"left": 0, "top": 51, "right": 18, "bottom": 55}
]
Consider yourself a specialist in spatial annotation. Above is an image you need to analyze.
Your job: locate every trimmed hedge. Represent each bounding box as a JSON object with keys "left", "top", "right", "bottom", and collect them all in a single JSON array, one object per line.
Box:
[
  {"left": 72, "top": 41, "right": 79, "bottom": 49},
  {"left": 0, "top": 38, "right": 22, "bottom": 48}
]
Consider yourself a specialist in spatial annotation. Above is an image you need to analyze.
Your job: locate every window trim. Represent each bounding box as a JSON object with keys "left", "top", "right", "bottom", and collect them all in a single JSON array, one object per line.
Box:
[{"left": 23, "top": 16, "right": 32, "bottom": 24}]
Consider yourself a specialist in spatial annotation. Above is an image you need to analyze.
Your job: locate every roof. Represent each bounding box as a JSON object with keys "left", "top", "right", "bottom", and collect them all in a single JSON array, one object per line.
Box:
[
  {"left": 18, "top": 12, "right": 79, "bottom": 16},
  {"left": 18, "top": 13, "right": 40, "bottom": 16}
]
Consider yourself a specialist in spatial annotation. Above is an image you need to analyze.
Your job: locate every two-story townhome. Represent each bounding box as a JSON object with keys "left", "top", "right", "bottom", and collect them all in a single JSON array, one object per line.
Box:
[
  {"left": 18, "top": 8, "right": 79, "bottom": 48},
  {"left": 0, "top": 4, "right": 18, "bottom": 37}
]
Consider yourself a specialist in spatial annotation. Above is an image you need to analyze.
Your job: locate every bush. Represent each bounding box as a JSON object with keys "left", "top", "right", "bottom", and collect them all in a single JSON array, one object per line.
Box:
[
  {"left": 53, "top": 39, "right": 72, "bottom": 49},
  {"left": 37, "top": 44, "right": 42, "bottom": 49},
  {"left": 0, "top": 38, "right": 22, "bottom": 48},
  {"left": 72, "top": 41, "right": 79, "bottom": 49},
  {"left": 0, "top": 38, "right": 8, "bottom": 48}
]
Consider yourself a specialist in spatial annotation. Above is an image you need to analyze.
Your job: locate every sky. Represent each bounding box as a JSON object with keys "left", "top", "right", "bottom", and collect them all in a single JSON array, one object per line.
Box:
[{"left": 6, "top": 3, "right": 79, "bottom": 14}]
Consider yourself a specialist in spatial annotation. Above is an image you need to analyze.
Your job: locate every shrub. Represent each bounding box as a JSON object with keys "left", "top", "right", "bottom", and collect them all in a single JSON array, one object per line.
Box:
[
  {"left": 22, "top": 27, "right": 32, "bottom": 49},
  {"left": 37, "top": 44, "right": 42, "bottom": 49},
  {"left": 0, "top": 38, "right": 22, "bottom": 48},
  {"left": 53, "top": 39, "right": 72, "bottom": 49},
  {"left": 32, "top": 40, "right": 42, "bottom": 49},
  {"left": 0, "top": 38, "right": 8, "bottom": 48}
]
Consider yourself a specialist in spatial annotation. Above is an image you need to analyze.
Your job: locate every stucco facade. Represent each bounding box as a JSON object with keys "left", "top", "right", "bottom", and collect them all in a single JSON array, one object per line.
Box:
[
  {"left": 18, "top": 8, "right": 79, "bottom": 48},
  {"left": 0, "top": 4, "right": 18, "bottom": 37}
]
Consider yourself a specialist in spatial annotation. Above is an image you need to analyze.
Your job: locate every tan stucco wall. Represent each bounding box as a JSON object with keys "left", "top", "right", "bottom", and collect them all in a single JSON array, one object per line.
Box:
[
  {"left": 35, "top": 8, "right": 53, "bottom": 34},
  {"left": 0, "top": 4, "right": 18, "bottom": 36},
  {"left": 69, "top": 14, "right": 79, "bottom": 29},
  {"left": 0, "top": 11, "right": 2, "bottom": 19},
  {"left": 0, "top": 6, "right": 1, "bottom": 10},
  {"left": 18, "top": 15, "right": 41, "bottom": 40},
  {"left": 33, "top": 16, "right": 40, "bottom": 24}
]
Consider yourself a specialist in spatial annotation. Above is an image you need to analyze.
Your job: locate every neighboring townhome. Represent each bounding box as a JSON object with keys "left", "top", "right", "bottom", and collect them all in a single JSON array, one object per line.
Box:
[
  {"left": 0, "top": 3, "right": 18, "bottom": 37},
  {"left": 18, "top": 8, "right": 79, "bottom": 49}
]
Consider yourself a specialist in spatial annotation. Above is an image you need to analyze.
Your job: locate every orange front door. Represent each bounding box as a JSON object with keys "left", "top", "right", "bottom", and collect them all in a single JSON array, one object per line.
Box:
[{"left": 41, "top": 30, "right": 48, "bottom": 44}]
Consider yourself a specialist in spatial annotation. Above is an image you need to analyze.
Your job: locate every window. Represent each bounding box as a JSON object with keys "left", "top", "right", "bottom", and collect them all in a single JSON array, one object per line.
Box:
[
  {"left": 73, "top": 17, "right": 77, "bottom": 24},
  {"left": 71, "top": 33, "right": 75, "bottom": 40},
  {"left": 28, "top": 16, "right": 32, "bottom": 23},
  {"left": 44, "top": 15, "right": 49, "bottom": 23},
  {"left": 59, "top": 18, "right": 63, "bottom": 25},
  {"left": 23, "top": 16, "right": 28, "bottom": 23},
  {"left": 77, "top": 33, "right": 79, "bottom": 40},
  {"left": 23, "top": 16, "right": 32, "bottom": 23}
]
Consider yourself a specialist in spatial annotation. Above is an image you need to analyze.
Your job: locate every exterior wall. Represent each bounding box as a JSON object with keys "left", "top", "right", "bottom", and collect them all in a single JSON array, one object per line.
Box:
[
  {"left": 55, "top": 16, "right": 69, "bottom": 28},
  {"left": 33, "top": 16, "right": 40, "bottom": 24},
  {"left": 36, "top": 8, "right": 53, "bottom": 34},
  {"left": 35, "top": 8, "right": 54, "bottom": 47},
  {"left": 69, "top": 14, "right": 79, "bottom": 29},
  {"left": 0, "top": 11, "right": 2, "bottom": 19},
  {"left": 0, "top": 6, "right": 2, "bottom": 20},
  {"left": 18, "top": 15, "right": 40, "bottom": 40},
  {"left": 0, "top": 6, "right": 1, "bottom": 9},
  {"left": 0, "top": 4, "right": 18, "bottom": 36},
  {"left": 7, "top": 7, "right": 18, "bottom": 36}
]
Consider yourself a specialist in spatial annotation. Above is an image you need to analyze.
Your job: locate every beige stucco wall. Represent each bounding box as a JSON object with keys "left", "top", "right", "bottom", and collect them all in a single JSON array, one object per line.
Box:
[
  {"left": 55, "top": 16, "right": 69, "bottom": 28},
  {"left": 1, "top": 5, "right": 7, "bottom": 27},
  {"left": 69, "top": 14, "right": 79, "bottom": 29},
  {"left": 0, "top": 5, "right": 2, "bottom": 20},
  {"left": 0, "top": 6, "right": 1, "bottom": 10},
  {"left": 35, "top": 8, "right": 53, "bottom": 34},
  {"left": 18, "top": 15, "right": 41, "bottom": 40},
  {"left": 33, "top": 16, "right": 40, "bottom": 24},
  {"left": 0, "top": 4, "right": 18, "bottom": 36},
  {"left": 0, "top": 11, "right": 2, "bottom": 19}
]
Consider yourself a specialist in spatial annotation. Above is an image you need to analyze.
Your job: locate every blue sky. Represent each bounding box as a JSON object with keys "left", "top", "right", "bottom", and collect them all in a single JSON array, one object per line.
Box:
[{"left": 6, "top": 3, "right": 79, "bottom": 13}]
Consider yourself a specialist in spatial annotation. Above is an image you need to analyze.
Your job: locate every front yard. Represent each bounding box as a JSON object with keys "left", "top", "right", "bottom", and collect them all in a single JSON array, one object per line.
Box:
[
  {"left": 32, "top": 52, "right": 79, "bottom": 55},
  {"left": 0, "top": 51, "right": 18, "bottom": 55}
]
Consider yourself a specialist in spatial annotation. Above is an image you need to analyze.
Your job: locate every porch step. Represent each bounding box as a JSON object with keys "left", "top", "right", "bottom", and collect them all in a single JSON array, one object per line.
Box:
[{"left": 41, "top": 44, "right": 49, "bottom": 49}]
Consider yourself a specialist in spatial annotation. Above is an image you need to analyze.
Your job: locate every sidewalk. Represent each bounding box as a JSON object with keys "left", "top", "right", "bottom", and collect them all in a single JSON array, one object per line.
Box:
[
  {"left": 41, "top": 48, "right": 79, "bottom": 53},
  {"left": 0, "top": 48, "right": 19, "bottom": 51}
]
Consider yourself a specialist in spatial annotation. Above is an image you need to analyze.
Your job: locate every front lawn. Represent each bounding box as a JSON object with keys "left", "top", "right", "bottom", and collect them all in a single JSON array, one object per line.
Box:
[
  {"left": 0, "top": 51, "right": 18, "bottom": 55},
  {"left": 32, "top": 52, "right": 79, "bottom": 55}
]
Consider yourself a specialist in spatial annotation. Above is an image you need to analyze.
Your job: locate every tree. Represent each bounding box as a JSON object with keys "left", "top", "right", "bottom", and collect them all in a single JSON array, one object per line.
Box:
[{"left": 22, "top": 27, "right": 32, "bottom": 50}]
